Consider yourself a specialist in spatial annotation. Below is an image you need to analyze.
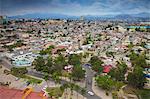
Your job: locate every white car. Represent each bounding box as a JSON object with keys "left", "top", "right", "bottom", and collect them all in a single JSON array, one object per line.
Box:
[
  {"left": 85, "top": 75, "right": 87, "bottom": 78},
  {"left": 15, "top": 77, "right": 20, "bottom": 81},
  {"left": 88, "top": 91, "right": 94, "bottom": 96},
  {"left": 42, "top": 85, "right": 47, "bottom": 91}
]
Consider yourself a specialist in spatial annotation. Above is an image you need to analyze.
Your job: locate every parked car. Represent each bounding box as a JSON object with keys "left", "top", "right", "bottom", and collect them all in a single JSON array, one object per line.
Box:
[
  {"left": 15, "top": 77, "right": 20, "bottom": 81},
  {"left": 88, "top": 91, "right": 94, "bottom": 96},
  {"left": 85, "top": 74, "right": 87, "bottom": 78},
  {"left": 42, "top": 85, "right": 47, "bottom": 91}
]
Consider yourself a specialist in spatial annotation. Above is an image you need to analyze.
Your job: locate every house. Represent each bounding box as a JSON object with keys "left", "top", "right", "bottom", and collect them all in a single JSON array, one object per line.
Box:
[
  {"left": 43, "top": 42, "right": 54, "bottom": 49},
  {"left": 0, "top": 86, "right": 47, "bottom": 99},
  {"left": 103, "top": 65, "right": 112, "bottom": 73},
  {"left": 52, "top": 45, "right": 67, "bottom": 54}
]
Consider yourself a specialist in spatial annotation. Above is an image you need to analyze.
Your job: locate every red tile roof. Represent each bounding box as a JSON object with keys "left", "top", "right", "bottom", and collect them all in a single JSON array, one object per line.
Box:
[
  {"left": 0, "top": 86, "right": 47, "bottom": 99},
  {"left": 103, "top": 65, "right": 112, "bottom": 73},
  {"left": 52, "top": 45, "right": 67, "bottom": 54}
]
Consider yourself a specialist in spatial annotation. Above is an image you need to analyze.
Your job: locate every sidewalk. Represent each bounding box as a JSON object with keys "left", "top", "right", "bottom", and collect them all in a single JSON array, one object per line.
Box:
[
  {"left": 92, "top": 78, "right": 112, "bottom": 99},
  {"left": 61, "top": 77, "right": 86, "bottom": 87},
  {"left": 61, "top": 88, "right": 87, "bottom": 99},
  {"left": 0, "top": 65, "right": 26, "bottom": 90}
]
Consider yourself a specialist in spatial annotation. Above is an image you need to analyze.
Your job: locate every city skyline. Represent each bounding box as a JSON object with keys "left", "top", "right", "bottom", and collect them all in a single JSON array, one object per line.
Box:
[{"left": 1, "top": 0, "right": 150, "bottom": 16}]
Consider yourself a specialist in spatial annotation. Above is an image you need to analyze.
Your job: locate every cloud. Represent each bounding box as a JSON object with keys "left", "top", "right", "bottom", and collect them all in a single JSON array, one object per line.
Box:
[{"left": 1, "top": 0, "right": 150, "bottom": 16}]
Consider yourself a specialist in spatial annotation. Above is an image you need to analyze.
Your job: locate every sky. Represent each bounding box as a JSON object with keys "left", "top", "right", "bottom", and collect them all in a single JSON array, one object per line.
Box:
[{"left": 1, "top": 0, "right": 150, "bottom": 16}]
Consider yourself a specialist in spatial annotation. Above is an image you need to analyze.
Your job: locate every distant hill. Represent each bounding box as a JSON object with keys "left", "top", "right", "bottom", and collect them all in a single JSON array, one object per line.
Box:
[
  {"left": 9, "top": 12, "right": 150, "bottom": 20},
  {"left": 9, "top": 13, "right": 79, "bottom": 19},
  {"left": 115, "top": 12, "right": 150, "bottom": 19},
  {"left": 133, "top": 12, "right": 150, "bottom": 18},
  {"left": 115, "top": 14, "right": 133, "bottom": 19}
]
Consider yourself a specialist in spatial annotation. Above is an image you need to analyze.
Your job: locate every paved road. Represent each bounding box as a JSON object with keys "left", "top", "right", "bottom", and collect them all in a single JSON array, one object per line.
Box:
[
  {"left": 0, "top": 58, "right": 12, "bottom": 69},
  {"left": 1, "top": 59, "right": 101, "bottom": 99},
  {"left": 28, "top": 69, "right": 100, "bottom": 99},
  {"left": 82, "top": 65, "right": 101, "bottom": 99}
]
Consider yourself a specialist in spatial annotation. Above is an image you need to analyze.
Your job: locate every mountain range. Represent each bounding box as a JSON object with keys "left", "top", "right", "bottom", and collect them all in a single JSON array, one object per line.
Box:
[{"left": 9, "top": 12, "right": 150, "bottom": 20}]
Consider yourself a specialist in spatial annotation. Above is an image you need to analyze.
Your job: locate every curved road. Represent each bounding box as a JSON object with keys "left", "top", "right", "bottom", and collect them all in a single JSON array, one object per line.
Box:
[
  {"left": 82, "top": 65, "right": 101, "bottom": 99},
  {"left": 1, "top": 59, "right": 101, "bottom": 99}
]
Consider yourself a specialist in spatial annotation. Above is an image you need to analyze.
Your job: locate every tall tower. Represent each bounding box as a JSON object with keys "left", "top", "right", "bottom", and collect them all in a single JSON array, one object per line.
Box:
[
  {"left": 80, "top": 16, "right": 84, "bottom": 21},
  {"left": 0, "top": 16, "right": 7, "bottom": 25}
]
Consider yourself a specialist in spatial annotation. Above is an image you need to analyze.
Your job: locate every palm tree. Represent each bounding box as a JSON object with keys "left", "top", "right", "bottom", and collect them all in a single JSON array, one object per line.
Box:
[
  {"left": 69, "top": 73, "right": 72, "bottom": 82},
  {"left": 74, "top": 85, "right": 80, "bottom": 99},
  {"left": 81, "top": 88, "right": 86, "bottom": 99},
  {"left": 52, "top": 72, "right": 61, "bottom": 86},
  {"left": 63, "top": 83, "right": 69, "bottom": 99},
  {"left": 69, "top": 83, "right": 75, "bottom": 96},
  {"left": 43, "top": 73, "right": 49, "bottom": 86}
]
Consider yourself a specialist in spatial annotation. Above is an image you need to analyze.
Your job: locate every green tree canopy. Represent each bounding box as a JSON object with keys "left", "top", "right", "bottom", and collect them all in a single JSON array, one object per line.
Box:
[
  {"left": 53, "top": 54, "right": 67, "bottom": 72},
  {"left": 127, "top": 52, "right": 147, "bottom": 89},
  {"left": 11, "top": 67, "right": 28, "bottom": 77},
  {"left": 127, "top": 65, "right": 146, "bottom": 89},
  {"left": 89, "top": 56, "right": 104, "bottom": 72},
  {"left": 68, "top": 54, "right": 82, "bottom": 66},
  {"left": 96, "top": 76, "right": 124, "bottom": 91},
  {"left": 39, "top": 45, "right": 55, "bottom": 55},
  {"left": 71, "top": 65, "right": 85, "bottom": 81},
  {"left": 129, "top": 52, "right": 147, "bottom": 68},
  {"left": 108, "top": 61, "right": 127, "bottom": 81},
  {"left": 34, "top": 56, "right": 46, "bottom": 72}
]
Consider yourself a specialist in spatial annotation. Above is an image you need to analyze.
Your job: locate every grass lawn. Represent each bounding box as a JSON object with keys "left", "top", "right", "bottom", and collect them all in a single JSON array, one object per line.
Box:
[
  {"left": 123, "top": 85, "right": 137, "bottom": 94},
  {"left": 123, "top": 85, "right": 150, "bottom": 99},
  {"left": 46, "top": 87, "right": 64, "bottom": 98},
  {"left": 23, "top": 75, "right": 43, "bottom": 84},
  {"left": 61, "top": 70, "right": 70, "bottom": 77},
  {"left": 137, "top": 89, "right": 150, "bottom": 99}
]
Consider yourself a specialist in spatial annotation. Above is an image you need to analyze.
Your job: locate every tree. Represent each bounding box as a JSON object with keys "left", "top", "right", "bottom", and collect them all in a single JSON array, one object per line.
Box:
[
  {"left": 62, "top": 83, "right": 69, "bottom": 98},
  {"left": 71, "top": 65, "right": 85, "bottom": 81},
  {"left": 128, "top": 42, "right": 134, "bottom": 51},
  {"left": 60, "top": 85, "right": 65, "bottom": 92},
  {"left": 96, "top": 76, "right": 114, "bottom": 91},
  {"left": 96, "top": 76, "right": 124, "bottom": 91},
  {"left": 106, "top": 51, "right": 114, "bottom": 57},
  {"left": 39, "top": 49, "right": 47, "bottom": 55},
  {"left": 108, "top": 62, "right": 127, "bottom": 81},
  {"left": 46, "top": 56, "right": 53, "bottom": 73},
  {"left": 52, "top": 72, "right": 61, "bottom": 85},
  {"left": 74, "top": 85, "right": 80, "bottom": 99},
  {"left": 140, "top": 42, "right": 146, "bottom": 48},
  {"left": 127, "top": 65, "right": 146, "bottom": 89},
  {"left": 68, "top": 54, "right": 82, "bottom": 66},
  {"left": 53, "top": 54, "right": 67, "bottom": 73},
  {"left": 69, "top": 83, "right": 75, "bottom": 95},
  {"left": 127, "top": 52, "right": 147, "bottom": 89},
  {"left": 11, "top": 67, "right": 27, "bottom": 77},
  {"left": 80, "top": 88, "right": 86, "bottom": 99},
  {"left": 34, "top": 55, "right": 55, "bottom": 74},
  {"left": 34, "top": 56, "right": 45, "bottom": 72},
  {"left": 39, "top": 45, "right": 54, "bottom": 55},
  {"left": 43, "top": 73, "right": 49, "bottom": 86},
  {"left": 89, "top": 56, "right": 103, "bottom": 72},
  {"left": 15, "top": 40, "right": 24, "bottom": 47},
  {"left": 129, "top": 52, "right": 147, "bottom": 68}
]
